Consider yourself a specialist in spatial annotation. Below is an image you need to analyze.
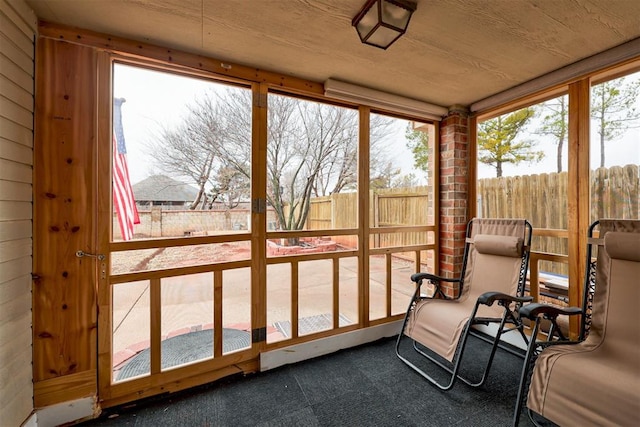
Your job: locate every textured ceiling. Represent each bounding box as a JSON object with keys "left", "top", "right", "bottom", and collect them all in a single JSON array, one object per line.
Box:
[{"left": 25, "top": 0, "right": 640, "bottom": 108}]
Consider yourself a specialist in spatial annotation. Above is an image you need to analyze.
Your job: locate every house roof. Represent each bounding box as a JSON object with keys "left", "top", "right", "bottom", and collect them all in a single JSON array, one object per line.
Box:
[
  {"left": 25, "top": 1, "right": 640, "bottom": 109},
  {"left": 133, "top": 175, "right": 199, "bottom": 203}
]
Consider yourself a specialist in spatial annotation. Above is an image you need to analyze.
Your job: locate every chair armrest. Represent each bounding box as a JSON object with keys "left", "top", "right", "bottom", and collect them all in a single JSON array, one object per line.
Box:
[
  {"left": 518, "top": 303, "right": 582, "bottom": 320},
  {"left": 477, "top": 291, "right": 533, "bottom": 306},
  {"left": 410, "top": 272, "right": 460, "bottom": 284},
  {"left": 411, "top": 273, "right": 461, "bottom": 300}
]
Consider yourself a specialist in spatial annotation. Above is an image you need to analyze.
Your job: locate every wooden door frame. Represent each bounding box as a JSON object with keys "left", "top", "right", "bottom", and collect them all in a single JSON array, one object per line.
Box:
[{"left": 95, "top": 56, "right": 262, "bottom": 407}]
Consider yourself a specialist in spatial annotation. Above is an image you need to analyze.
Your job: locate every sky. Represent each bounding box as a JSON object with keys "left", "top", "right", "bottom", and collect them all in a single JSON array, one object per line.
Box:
[
  {"left": 114, "top": 64, "right": 639, "bottom": 185},
  {"left": 113, "top": 64, "right": 216, "bottom": 184}
]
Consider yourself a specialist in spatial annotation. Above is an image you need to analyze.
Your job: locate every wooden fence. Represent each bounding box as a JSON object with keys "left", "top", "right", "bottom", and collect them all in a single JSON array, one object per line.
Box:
[
  {"left": 590, "top": 164, "right": 639, "bottom": 220},
  {"left": 306, "top": 186, "right": 434, "bottom": 249},
  {"left": 478, "top": 164, "right": 638, "bottom": 274},
  {"left": 478, "top": 164, "right": 638, "bottom": 228},
  {"left": 307, "top": 165, "right": 639, "bottom": 274}
]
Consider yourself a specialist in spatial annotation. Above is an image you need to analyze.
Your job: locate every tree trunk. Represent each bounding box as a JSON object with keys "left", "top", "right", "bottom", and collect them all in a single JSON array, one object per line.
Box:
[
  {"left": 557, "top": 139, "right": 563, "bottom": 173},
  {"left": 190, "top": 182, "right": 206, "bottom": 210},
  {"left": 600, "top": 132, "right": 606, "bottom": 168}
]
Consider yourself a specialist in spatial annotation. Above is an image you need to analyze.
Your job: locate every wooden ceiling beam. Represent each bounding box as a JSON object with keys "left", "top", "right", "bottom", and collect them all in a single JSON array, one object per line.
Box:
[{"left": 37, "top": 21, "right": 324, "bottom": 97}]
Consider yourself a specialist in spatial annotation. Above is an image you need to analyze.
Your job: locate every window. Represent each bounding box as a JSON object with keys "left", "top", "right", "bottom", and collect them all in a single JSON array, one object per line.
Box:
[
  {"left": 477, "top": 96, "right": 570, "bottom": 302},
  {"left": 112, "top": 64, "right": 252, "bottom": 243},
  {"left": 590, "top": 70, "right": 640, "bottom": 222},
  {"left": 265, "top": 93, "right": 360, "bottom": 340},
  {"left": 369, "top": 114, "right": 436, "bottom": 320}
]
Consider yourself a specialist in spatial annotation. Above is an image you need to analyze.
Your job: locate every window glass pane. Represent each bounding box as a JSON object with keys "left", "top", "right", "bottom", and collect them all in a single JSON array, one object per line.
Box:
[
  {"left": 298, "top": 259, "right": 335, "bottom": 336},
  {"left": 112, "top": 281, "right": 150, "bottom": 382},
  {"left": 222, "top": 268, "right": 252, "bottom": 354},
  {"left": 265, "top": 94, "right": 360, "bottom": 332},
  {"left": 266, "top": 93, "right": 359, "bottom": 232},
  {"left": 477, "top": 99, "right": 569, "bottom": 281},
  {"left": 391, "top": 255, "right": 422, "bottom": 316},
  {"left": 369, "top": 256, "right": 386, "bottom": 321},
  {"left": 369, "top": 116, "right": 435, "bottom": 250},
  {"left": 267, "top": 263, "right": 291, "bottom": 343},
  {"left": 369, "top": 115, "right": 436, "bottom": 319},
  {"left": 161, "top": 273, "right": 214, "bottom": 370},
  {"left": 338, "top": 257, "right": 359, "bottom": 327},
  {"left": 111, "top": 241, "right": 251, "bottom": 275},
  {"left": 112, "top": 63, "right": 251, "bottom": 241},
  {"left": 590, "top": 71, "right": 640, "bottom": 221}
]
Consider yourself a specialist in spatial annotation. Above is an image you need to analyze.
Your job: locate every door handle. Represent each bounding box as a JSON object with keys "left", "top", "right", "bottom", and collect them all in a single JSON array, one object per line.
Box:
[{"left": 76, "top": 250, "right": 106, "bottom": 261}]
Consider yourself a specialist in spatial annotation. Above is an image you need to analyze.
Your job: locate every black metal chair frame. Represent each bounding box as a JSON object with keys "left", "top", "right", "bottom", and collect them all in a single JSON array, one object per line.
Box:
[
  {"left": 512, "top": 220, "right": 600, "bottom": 426},
  {"left": 395, "top": 218, "right": 533, "bottom": 391}
]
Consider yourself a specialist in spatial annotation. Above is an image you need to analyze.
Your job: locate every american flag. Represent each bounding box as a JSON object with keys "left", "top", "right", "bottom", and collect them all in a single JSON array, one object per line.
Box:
[{"left": 113, "top": 98, "right": 140, "bottom": 241}]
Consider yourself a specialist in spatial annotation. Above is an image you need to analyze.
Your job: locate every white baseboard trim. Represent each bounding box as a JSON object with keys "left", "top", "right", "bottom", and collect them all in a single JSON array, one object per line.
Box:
[
  {"left": 35, "top": 396, "right": 98, "bottom": 427},
  {"left": 21, "top": 412, "right": 37, "bottom": 427},
  {"left": 260, "top": 320, "right": 402, "bottom": 372}
]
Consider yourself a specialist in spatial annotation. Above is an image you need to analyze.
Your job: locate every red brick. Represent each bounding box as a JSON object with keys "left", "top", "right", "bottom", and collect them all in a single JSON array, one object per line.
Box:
[{"left": 440, "top": 246, "right": 454, "bottom": 256}]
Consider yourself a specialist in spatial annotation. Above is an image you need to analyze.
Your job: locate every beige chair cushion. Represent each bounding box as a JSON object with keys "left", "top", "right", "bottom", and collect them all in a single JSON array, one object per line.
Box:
[
  {"left": 405, "top": 219, "right": 527, "bottom": 362},
  {"left": 527, "top": 222, "right": 640, "bottom": 426},
  {"left": 605, "top": 231, "right": 640, "bottom": 262},
  {"left": 474, "top": 234, "right": 524, "bottom": 258}
]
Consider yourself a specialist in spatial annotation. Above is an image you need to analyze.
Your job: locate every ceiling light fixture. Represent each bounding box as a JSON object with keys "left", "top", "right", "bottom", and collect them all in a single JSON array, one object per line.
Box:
[{"left": 352, "top": 0, "right": 417, "bottom": 49}]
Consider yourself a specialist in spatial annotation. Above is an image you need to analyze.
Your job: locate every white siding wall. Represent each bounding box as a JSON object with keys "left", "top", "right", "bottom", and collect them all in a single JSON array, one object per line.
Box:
[{"left": 0, "top": 0, "right": 36, "bottom": 425}]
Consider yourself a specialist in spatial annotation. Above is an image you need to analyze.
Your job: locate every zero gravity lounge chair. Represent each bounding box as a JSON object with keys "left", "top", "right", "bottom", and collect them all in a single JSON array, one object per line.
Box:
[
  {"left": 514, "top": 219, "right": 640, "bottom": 426},
  {"left": 396, "top": 218, "right": 533, "bottom": 390}
]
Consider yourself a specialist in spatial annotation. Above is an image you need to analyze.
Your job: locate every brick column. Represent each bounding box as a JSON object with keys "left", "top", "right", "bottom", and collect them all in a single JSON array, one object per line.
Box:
[{"left": 439, "top": 106, "right": 470, "bottom": 296}]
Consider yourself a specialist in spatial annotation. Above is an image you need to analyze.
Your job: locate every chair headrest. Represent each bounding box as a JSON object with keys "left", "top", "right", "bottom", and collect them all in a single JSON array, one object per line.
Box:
[
  {"left": 604, "top": 232, "right": 640, "bottom": 262},
  {"left": 474, "top": 234, "right": 524, "bottom": 258}
]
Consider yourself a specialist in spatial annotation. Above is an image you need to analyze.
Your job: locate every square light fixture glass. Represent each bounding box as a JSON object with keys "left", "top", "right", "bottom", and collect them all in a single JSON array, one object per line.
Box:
[{"left": 352, "top": 0, "right": 417, "bottom": 49}]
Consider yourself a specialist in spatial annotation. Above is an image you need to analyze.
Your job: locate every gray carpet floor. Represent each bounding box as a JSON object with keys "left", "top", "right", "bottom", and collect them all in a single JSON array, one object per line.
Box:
[{"left": 83, "top": 335, "right": 537, "bottom": 426}]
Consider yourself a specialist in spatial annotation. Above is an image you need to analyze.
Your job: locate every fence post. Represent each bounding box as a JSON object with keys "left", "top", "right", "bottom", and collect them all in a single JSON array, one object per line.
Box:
[{"left": 151, "top": 206, "right": 162, "bottom": 237}]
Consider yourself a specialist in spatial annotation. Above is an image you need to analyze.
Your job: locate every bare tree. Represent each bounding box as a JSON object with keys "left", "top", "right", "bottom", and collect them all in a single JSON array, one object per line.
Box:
[
  {"left": 150, "top": 89, "right": 252, "bottom": 210},
  {"left": 537, "top": 95, "right": 568, "bottom": 173},
  {"left": 152, "top": 88, "right": 393, "bottom": 230},
  {"left": 538, "top": 75, "right": 640, "bottom": 172},
  {"left": 264, "top": 95, "right": 394, "bottom": 231},
  {"left": 302, "top": 103, "right": 359, "bottom": 197},
  {"left": 591, "top": 76, "right": 640, "bottom": 168},
  {"left": 370, "top": 161, "right": 402, "bottom": 189},
  {"left": 150, "top": 94, "right": 224, "bottom": 209}
]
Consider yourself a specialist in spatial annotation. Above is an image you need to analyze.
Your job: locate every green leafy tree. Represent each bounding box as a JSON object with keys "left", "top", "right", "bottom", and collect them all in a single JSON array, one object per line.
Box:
[
  {"left": 537, "top": 95, "right": 568, "bottom": 173},
  {"left": 478, "top": 107, "right": 543, "bottom": 177},
  {"left": 405, "top": 122, "right": 430, "bottom": 175},
  {"left": 591, "top": 76, "right": 640, "bottom": 168}
]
